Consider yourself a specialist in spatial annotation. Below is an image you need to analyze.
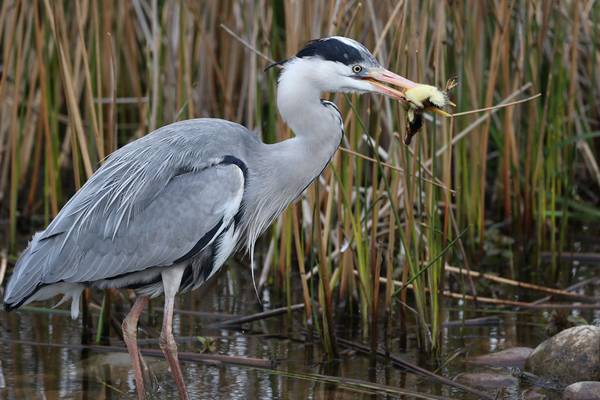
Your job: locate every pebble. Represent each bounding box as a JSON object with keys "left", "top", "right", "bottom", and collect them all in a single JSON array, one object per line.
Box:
[
  {"left": 454, "top": 372, "right": 518, "bottom": 389},
  {"left": 467, "top": 347, "right": 534, "bottom": 368}
]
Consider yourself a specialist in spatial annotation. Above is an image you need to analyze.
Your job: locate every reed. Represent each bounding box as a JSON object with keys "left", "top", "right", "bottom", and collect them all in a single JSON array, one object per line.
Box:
[{"left": 1, "top": 0, "right": 597, "bottom": 356}]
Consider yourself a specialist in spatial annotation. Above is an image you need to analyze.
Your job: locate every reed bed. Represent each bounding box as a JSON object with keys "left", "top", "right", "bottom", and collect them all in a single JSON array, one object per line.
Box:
[{"left": 0, "top": 0, "right": 598, "bottom": 357}]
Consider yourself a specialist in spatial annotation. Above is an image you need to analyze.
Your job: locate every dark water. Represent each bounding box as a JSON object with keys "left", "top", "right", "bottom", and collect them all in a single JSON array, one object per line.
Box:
[{"left": 1, "top": 258, "right": 599, "bottom": 399}]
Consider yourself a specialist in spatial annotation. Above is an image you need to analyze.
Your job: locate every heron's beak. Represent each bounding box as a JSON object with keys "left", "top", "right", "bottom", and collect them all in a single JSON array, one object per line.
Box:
[
  {"left": 362, "top": 68, "right": 453, "bottom": 118},
  {"left": 362, "top": 68, "right": 418, "bottom": 101}
]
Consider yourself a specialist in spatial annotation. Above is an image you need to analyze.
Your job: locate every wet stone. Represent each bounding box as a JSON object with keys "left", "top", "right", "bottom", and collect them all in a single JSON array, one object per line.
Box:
[
  {"left": 525, "top": 325, "right": 600, "bottom": 386},
  {"left": 467, "top": 347, "right": 534, "bottom": 368},
  {"left": 454, "top": 372, "right": 518, "bottom": 389},
  {"left": 563, "top": 382, "right": 600, "bottom": 400},
  {"left": 521, "top": 387, "right": 548, "bottom": 400}
]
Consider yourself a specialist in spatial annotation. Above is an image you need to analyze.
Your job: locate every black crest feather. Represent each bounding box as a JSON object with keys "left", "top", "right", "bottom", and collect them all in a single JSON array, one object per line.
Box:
[{"left": 296, "top": 38, "right": 366, "bottom": 65}]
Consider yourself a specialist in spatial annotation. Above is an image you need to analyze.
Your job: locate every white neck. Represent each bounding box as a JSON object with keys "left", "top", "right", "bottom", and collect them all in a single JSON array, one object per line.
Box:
[
  {"left": 241, "top": 58, "right": 344, "bottom": 254},
  {"left": 269, "top": 60, "right": 343, "bottom": 197},
  {"left": 276, "top": 58, "right": 343, "bottom": 148},
  {"left": 267, "top": 58, "right": 343, "bottom": 194}
]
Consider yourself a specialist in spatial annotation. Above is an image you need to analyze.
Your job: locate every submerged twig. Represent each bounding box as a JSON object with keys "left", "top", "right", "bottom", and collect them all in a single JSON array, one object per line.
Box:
[
  {"left": 7, "top": 339, "right": 274, "bottom": 368},
  {"left": 255, "top": 367, "right": 451, "bottom": 399},
  {"left": 443, "top": 315, "right": 501, "bottom": 327},
  {"left": 531, "top": 277, "right": 599, "bottom": 305},
  {"left": 540, "top": 252, "right": 600, "bottom": 264},
  {"left": 442, "top": 292, "right": 600, "bottom": 309},
  {"left": 210, "top": 303, "right": 305, "bottom": 328}
]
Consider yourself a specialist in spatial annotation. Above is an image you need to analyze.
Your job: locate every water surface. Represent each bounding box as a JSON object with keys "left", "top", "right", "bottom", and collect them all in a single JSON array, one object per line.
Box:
[{"left": 1, "top": 257, "right": 598, "bottom": 399}]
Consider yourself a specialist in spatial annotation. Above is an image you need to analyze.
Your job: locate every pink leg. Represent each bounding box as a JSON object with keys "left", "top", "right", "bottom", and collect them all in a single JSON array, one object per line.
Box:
[
  {"left": 159, "top": 294, "right": 189, "bottom": 400},
  {"left": 159, "top": 265, "right": 189, "bottom": 399},
  {"left": 122, "top": 295, "right": 149, "bottom": 400}
]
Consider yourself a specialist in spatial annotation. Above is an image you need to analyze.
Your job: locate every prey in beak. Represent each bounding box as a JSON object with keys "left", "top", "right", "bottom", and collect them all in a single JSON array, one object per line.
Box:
[
  {"left": 361, "top": 68, "right": 417, "bottom": 101},
  {"left": 402, "top": 79, "right": 456, "bottom": 145},
  {"left": 361, "top": 69, "right": 456, "bottom": 145}
]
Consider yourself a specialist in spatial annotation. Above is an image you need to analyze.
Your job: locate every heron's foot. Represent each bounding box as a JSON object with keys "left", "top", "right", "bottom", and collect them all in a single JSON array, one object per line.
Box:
[
  {"left": 159, "top": 334, "right": 189, "bottom": 400},
  {"left": 139, "top": 352, "right": 157, "bottom": 390}
]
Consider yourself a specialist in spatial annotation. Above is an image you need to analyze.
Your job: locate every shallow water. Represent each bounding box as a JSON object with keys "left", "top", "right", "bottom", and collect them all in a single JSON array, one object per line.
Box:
[{"left": 1, "top": 258, "right": 599, "bottom": 399}]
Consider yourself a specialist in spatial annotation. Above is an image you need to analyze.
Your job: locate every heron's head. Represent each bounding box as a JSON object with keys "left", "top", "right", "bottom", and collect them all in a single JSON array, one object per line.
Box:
[{"left": 272, "top": 36, "right": 416, "bottom": 100}]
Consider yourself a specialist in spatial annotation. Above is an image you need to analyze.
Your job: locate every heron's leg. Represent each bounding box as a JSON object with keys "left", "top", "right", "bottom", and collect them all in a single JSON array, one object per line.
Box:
[
  {"left": 122, "top": 294, "right": 149, "bottom": 400},
  {"left": 159, "top": 265, "right": 189, "bottom": 400}
]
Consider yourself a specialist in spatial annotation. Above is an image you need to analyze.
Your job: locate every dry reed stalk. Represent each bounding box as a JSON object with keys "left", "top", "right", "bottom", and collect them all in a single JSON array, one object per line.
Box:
[
  {"left": 74, "top": 0, "right": 102, "bottom": 161},
  {"left": 0, "top": 249, "right": 7, "bottom": 287},
  {"left": 315, "top": 180, "right": 338, "bottom": 358},
  {"left": 444, "top": 265, "right": 596, "bottom": 302},
  {"left": 7, "top": 1, "right": 25, "bottom": 249},
  {"left": 357, "top": 270, "right": 600, "bottom": 310},
  {"left": 1, "top": 0, "right": 598, "bottom": 357},
  {"left": 291, "top": 207, "right": 314, "bottom": 328},
  {"left": 44, "top": 0, "right": 93, "bottom": 178}
]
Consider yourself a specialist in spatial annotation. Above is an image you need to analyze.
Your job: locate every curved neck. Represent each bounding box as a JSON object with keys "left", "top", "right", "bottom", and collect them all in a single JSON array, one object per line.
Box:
[
  {"left": 241, "top": 62, "right": 343, "bottom": 250},
  {"left": 277, "top": 71, "right": 322, "bottom": 137},
  {"left": 276, "top": 59, "right": 341, "bottom": 141},
  {"left": 273, "top": 61, "right": 343, "bottom": 177}
]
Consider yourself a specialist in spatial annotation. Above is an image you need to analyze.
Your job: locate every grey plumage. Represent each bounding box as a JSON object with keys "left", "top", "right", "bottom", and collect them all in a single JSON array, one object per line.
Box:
[
  {"left": 5, "top": 119, "right": 253, "bottom": 313},
  {"left": 2, "top": 36, "right": 420, "bottom": 399}
]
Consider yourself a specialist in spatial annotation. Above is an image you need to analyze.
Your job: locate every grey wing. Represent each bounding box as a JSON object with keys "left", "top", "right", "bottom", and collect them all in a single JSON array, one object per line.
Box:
[
  {"left": 4, "top": 161, "right": 244, "bottom": 305},
  {"left": 69, "top": 163, "right": 244, "bottom": 282}
]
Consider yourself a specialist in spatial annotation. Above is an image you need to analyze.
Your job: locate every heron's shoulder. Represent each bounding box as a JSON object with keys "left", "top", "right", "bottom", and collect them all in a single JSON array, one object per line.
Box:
[
  {"left": 104, "top": 118, "right": 261, "bottom": 164},
  {"left": 153, "top": 118, "right": 259, "bottom": 141}
]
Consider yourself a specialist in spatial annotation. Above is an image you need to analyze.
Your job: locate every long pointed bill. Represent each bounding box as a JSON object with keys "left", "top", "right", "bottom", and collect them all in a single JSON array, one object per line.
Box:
[
  {"left": 363, "top": 68, "right": 418, "bottom": 101},
  {"left": 364, "top": 68, "right": 453, "bottom": 118}
]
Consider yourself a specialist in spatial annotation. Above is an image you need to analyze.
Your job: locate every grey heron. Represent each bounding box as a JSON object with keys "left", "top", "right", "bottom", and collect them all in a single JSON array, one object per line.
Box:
[{"left": 3, "top": 36, "right": 419, "bottom": 399}]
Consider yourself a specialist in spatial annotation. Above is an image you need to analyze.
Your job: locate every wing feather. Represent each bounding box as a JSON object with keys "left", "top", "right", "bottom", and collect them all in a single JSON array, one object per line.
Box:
[
  {"left": 58, "top": 165, "right": 243, "bottom": 284},
  {"left": 4, "top": 119, "right": 252, "bottom": 307}
]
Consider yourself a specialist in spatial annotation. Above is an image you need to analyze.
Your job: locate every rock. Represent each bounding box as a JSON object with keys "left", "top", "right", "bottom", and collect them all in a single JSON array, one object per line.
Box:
[
  {"left": 525, "top": 325, "right": 600, "bottom": 385},
  {"left": 467, "top": 347, "right": 534, "bottom": 368},
  {"left": 454, "top": 372, "right": 518, "bottom": 389},
  {"left": 522, "top": 387, "right": 548, "bottom": 399},
  {"left": 563, "top": 382, "right": 600, "bottom": 400}
]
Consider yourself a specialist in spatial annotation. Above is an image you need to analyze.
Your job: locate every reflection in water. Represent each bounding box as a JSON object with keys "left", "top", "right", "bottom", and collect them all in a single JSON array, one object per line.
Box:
[{"left": 1, "top": 261, "right": 598, "bottom": 399}]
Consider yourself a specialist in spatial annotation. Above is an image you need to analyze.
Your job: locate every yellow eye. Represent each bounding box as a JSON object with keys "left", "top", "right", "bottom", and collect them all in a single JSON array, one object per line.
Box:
[{"left": 352, "top": 65, "right": 363, "bottom": 74}]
